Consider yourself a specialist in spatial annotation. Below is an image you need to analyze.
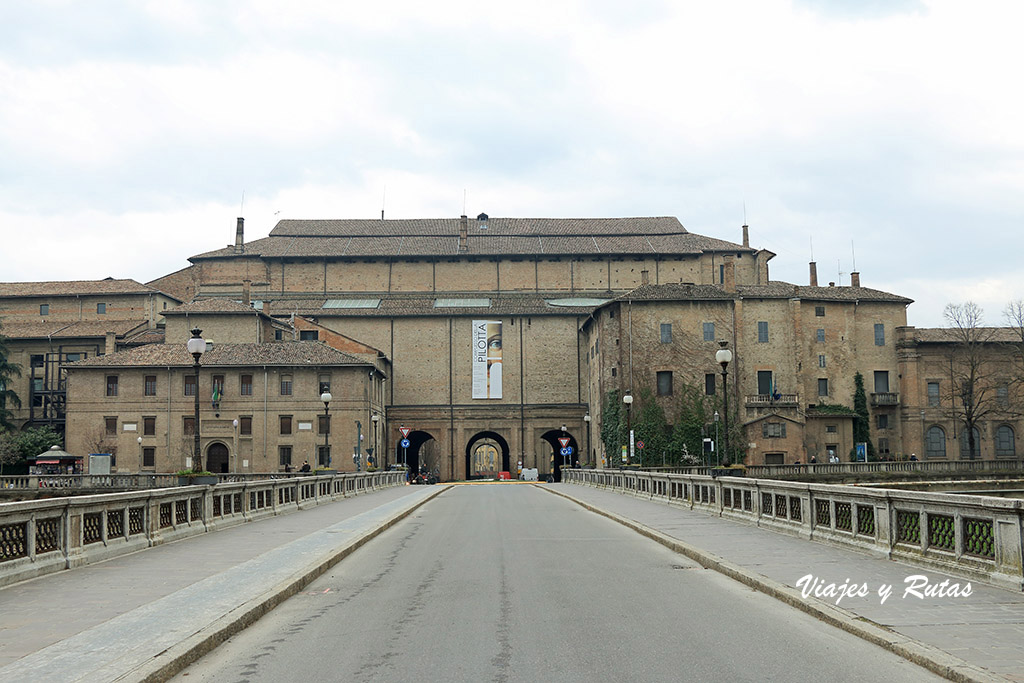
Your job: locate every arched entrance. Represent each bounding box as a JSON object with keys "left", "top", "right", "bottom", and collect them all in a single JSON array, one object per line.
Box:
[
  {"left": 395, "top": 430, "right": 436, "bottom": 480},
  {"left": 540, "top": 430, "right": 578, "bottom": 482},
  {"left": 206, "top": 442, "right": 229, "bottom": 473},
  {"left": 465, "top": 431, "right": 511, "bottom": 480}
]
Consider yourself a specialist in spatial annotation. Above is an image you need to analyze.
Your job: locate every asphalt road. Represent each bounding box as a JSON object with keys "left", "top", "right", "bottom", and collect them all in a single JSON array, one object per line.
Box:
[{"left": 173, "top": 485, "right": 943, "bottom": 683}]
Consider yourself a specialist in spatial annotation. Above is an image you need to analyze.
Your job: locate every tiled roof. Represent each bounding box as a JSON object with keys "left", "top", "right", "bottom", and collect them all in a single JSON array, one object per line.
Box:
[
  {"left": 266, "top": 294, "right": 601, "bottom": 318},
  {"left": 0, "top": 278, "right": 166, "bottom": 298},
  {"left": 192, "top": 217, "right": 751, "bottom": 260},
  {"left": 909, "top": 327, "right": 1021, "bottom": 344},
  {"left": 0, "top": 320, "right": 150, "bottom": 339},
  {"left": 67, "top": 341, "right": 371, "bottom": 368},
  {"left": 615, "top": 281, "right": 913, "bottom": 304},
  {"left": 162, "top": 298, "right": 265, "bottom": 315}
]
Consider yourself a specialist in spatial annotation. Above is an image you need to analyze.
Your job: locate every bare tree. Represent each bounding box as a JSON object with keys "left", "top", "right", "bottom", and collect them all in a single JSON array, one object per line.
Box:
[
  {"left": 943, "top": 302, "right": 1003, "bottom": 459},
  {"left": 1005, "top": 299, "right": 1024, "bottom": 391}
]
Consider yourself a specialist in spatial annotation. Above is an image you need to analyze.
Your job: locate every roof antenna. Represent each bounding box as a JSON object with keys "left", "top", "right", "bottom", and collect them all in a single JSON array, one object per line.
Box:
[
  {"left": 851, "top": 240, "right": 857, "bottom": 272},
  {"left": 809, "top": 236, "right": 814, "bottom": 261},
  {"left": 837, "top": 259, "right": 845, "bottom": 286},
  {"left": 463, "top": 189, "right": 467, "bottom": 216},
  {"left": 240, "top": 190, "right": 245, "bottom": 215},
  {"left": 381, "top": 185, "right": 386, "bottom": 221}
]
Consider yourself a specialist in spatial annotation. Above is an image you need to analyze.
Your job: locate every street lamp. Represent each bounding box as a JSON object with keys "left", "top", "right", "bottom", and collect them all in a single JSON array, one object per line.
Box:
[
  {"left": 186, "top": 327, "right": 206, "bottom": 472},
  {"left": 320, "top": 391, "right": 332, "bottom": 468},
  {"left": 622, "top": 392, "right": 634, "bottom": 466},
  {"left": 583, "top": 413, "right": 591, "bottom": 467},
  {"left": 137, "top": 436, "right": 143, "bottom": 473},
  {"left": 713, "top": 411, "right": 720, "bottom": 467},
  {"left": 715, "top": 341, "right": 733, "bottom": 465},
  {"left": 371, "top": 413, "right": 380, "bottom": 468}
]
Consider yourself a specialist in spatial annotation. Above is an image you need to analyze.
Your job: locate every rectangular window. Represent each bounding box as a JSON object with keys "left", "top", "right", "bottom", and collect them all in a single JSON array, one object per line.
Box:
[
  {"left": 876, "top": 414, "right": 889, "bottom": 429},
  {"left": 874, "top": 323, "right": 885, "bottom": 346},
  {"left": 816, "top": 328, "right": 825, "bottom": 342},
  {"left": 611, "top": 367, "right": 617, "bottom": 377},
  {"left": 757, "top": 321, "right": 769, "bottom": 343},
  {"left": 318, "top": 446, "right": 331, "bottom": 467},
  {"left": 815, "top": 306, "right": 825, "bottom": 317},
  {"left": 97, "top": 302, "right": 106, "bottom": 314},
  {"left": 143, "top": 447, "right": 155, "bottom": 467},
  {"left": 825, "top": 425, "right": 837, "bottom": 433},
  {"left": 873, "top": 371, "right": 890, "bottom": 394},
  {"left": 105, "top": 417, "right": 117, "bottom": 435},
  {"left": 239, "top": 416, "right": 252, "bottom": 435},
  {"left": 144, "top": 375, "right": 157, "bottom": 396},
  {"left": 184, "top": 375, "right": 197, "bottom": 397},
  {"left": 762, "top": 422, "right": 786, "bottom": 438},
  {"left": 65, "top": 352, "right": 82, "bottom": 362},
  {"left": 997, "top": 385, "right": 1009, "bottom": 408},
  {"left": 275, "top": 330, "right": 283, "bottom": 341},
  {"left": 818, "top": 355, "right": 826, "bottom": 368},
  {"left": 240, "top": 374, "right": 253, "bottom": 396},
  {"left": 318, "top": 373, "right": 331, "bottom": 394},
  {"left": 183, "top": 416, "right": 195, "bottom": 435},
  {"left": 30, "top": 354, "right": 44, "bottom": 368},
  {"left": 818, "top": 378, "right": 829, "bottom": 397},
  {"left": 705, "top": 373, "right": 716, "bottom": 396},
  {"left": 280, "top": 415, "right": 292, "bottom": 435},
  {"left": 703, "top": 322, "right": 715, "bottom": 342},
  {"left": 719, "top": 264, "right": 724, "bottom": 284},
  {"left": 757, "top": 370, "right": 773, "bottom": 396},
  {"left": 280, "top": 374, "right": 292, "bottom": 396},
  {"left": 279, "top": 446, "right": 293, "bottom": 467},
  {"left": 318, "top": 414, "right": 331, "bottom": 435},
  {"left": 657, "top": 371, "right": 673, "bottom": 396},
  {"left": 40, "top": 304, "right": 49, "bottom": 316},
  {"left": 927, "top": 382, "right": 940, "bottom": 407},
  {"left": 878, "top": 438, "right": 890, "bottom": 455},
  {"left": 106, "top": 375, "right": 119, "bottom": 397},
  {"left": 660, "top": 323, "right": 672, "bottom": 344},
  {"left": 143, "top": 416, "right": 156, "bottom": 436},
  {"left": 299, "top": 330, "right": 319, "bottom": 341}
]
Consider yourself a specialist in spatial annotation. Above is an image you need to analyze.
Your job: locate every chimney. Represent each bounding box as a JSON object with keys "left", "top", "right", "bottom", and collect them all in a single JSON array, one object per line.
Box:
[
  {"left": 458, "top": 215, "right": 468, "bottom": 252},
  {"left": 742, "top": 224, "right": 749, "bottom": 248},
  {"left": 234, "top": 217, "right": 245, "bottom": 254},
  {"left": 105, "top": 331, "right": 117, "bottom": 355},
  {"left": 242, "top": 279, "right": 251, "bottom": 306},
  {"left": 809, "top": 261, "right": 818, "bottom": 287},
  {"left": 723, "top": 257, "right": 736, "bottom": 293},
  {"left": 850, "top": 271, "right": 861, "bottom": 287},
  {"left": 641, "top": 269, "right": 650, "bottom": 285}
]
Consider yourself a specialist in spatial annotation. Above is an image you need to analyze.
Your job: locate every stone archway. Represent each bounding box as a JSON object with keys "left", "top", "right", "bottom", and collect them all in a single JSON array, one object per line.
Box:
[
  {"left": 395, "top": 430, "right": 436, "bottom": 479},
  {"left": 465, "top": 431, "right": 511, "bottom": 480},
  {"left": 206, "top": 442, "right": 230, "bottom": 473},
  {"left": 539, "top": 429, "right": 579, "bottom": 482}
]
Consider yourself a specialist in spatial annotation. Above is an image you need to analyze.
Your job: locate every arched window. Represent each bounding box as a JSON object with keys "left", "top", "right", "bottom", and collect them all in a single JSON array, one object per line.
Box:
[
  {"left": 959, "top": 426, "right": 982, "bottom": 459},
  {"left": 925, "top": 426, "right": 946, "bottom": 459},
  {"left": 995, "top": 425, "right": 1016, "bottom": 458}
]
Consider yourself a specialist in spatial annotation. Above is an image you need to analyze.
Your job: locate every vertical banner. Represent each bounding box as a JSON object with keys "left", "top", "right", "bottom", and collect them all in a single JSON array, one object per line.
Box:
[{"left": 472, "top": 320, "right": 502, "bottom": 399}]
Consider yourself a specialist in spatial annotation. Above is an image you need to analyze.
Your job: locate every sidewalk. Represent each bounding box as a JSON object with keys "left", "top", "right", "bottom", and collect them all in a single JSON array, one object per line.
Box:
[
  {"left": 0, "top": 485, "right": 444, "bottom": 682},
  {"left": 549, "top": 483, "right": 1024, "bottom": 683}
]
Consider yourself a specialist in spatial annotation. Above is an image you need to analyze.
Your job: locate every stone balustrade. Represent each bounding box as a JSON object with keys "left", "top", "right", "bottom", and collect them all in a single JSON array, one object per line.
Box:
[
  {"left": 565, "top": 469, "right": 1024, "bottom": 591},
  {"left": 0, "top": 470, "right": 404, "bottom": 588}
]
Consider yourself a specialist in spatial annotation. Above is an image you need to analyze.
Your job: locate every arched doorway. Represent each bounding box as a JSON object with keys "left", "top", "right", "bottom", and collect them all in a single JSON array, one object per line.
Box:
[
  {"left": 395, "top": 430, "right": 436, "bottom": 480},
  {"left": 540, "top": 430, "right": 578, "bottom": 482},
  {"left": 206, "top": 442, "right": 229, "bottom": 473},
  {"left": 465, "top": 431, "right": 511, "bottom": 480}
]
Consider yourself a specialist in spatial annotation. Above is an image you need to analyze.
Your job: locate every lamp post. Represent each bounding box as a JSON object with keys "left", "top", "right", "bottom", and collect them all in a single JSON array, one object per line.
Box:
[
  {"left": 187, "top": 328, "right": 206, "bottom": 472},
  {"left": 622, "top": 392, "right": 633, "bottom": 466},
  {"left": 371, "top": 413, "right": 380, "bottom": 468},
  {"left": 713, "top": 410, "right": 720, "bottom": 467},
  {"left": 137, "top": 436, "right": 143, "bottom": 473},
  {"left": 232, "top": 418, "right": 238, "bottom": 473},
  {"left": 320, "top": 391, "right": 332, "bottom": 468},
  {"left": 716, "top": 341, "right": 733, "bottom": 466},
  {"left": 583, "top": 413, "right": 591, "bottom": 467},
  {"left": 354, "top": 420, "right": 362, "bottom": 471}
]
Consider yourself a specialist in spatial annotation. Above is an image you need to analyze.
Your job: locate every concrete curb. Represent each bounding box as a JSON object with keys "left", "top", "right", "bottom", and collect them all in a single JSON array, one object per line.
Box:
[
  {"left": 541, "top": 485, "right": 1006, "bottom": 683},
  {"left": 127, "top": 485, "right": 451, "bottom": 683}
]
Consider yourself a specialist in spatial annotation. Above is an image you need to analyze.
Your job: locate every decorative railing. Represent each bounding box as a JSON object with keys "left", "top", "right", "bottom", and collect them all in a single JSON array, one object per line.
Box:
[
  {"left": 0, "top": 470, "right": 404, "bottom": 588},
  {"left": 564, "top": 468, "right": 1024, "bottom": 591},
  {"left": 871, "top": 392, "right": 899, "bottom": 406},
  {"left": 649, "top": 459, "right": 1024, "bottom": 479},
  {"left": 745, "top": 393, "right": 800, "bottom": 406}
]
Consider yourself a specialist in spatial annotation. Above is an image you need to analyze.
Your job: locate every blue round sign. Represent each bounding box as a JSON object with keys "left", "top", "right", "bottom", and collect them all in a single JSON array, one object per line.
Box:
[{"left": 401, "top": 438, "right": 410, "bottom": 448}]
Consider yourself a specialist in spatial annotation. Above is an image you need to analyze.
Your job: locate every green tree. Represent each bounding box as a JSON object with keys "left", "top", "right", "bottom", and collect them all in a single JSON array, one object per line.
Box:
[
  {"left": 600, "top": 389, "right": 625, "bottom": 466},
  {"left": 633, "top": 388, "right": 670, "bottom": 466},
  {"left": 15, "top": 426, "right": 62, "bottom": 460},
  {"left": 0, "top": 430, "right": 22, "bottom": 474},
  {"left": 670, "top": 383, "right": 715, "bottom": 465},
  {"left": 0, "top": 320, "right": 22, "bottom": 431},
  {"left": 852, "top": 372, "right": 876, "bottom": 461}
]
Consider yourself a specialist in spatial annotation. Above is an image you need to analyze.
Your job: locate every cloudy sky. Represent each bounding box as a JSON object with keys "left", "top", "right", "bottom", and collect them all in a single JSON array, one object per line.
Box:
[{"left": 1, "top": 0, "right": 1021, "bottom": 328}]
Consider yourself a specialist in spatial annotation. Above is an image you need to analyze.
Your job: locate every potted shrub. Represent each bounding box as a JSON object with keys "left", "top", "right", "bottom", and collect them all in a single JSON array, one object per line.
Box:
[{"left": 176, "top": 469, "right": 219, "bottom": 485}]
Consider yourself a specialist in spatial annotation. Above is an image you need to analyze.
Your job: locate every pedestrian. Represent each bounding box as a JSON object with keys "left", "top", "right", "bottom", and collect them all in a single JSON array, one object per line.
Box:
[
  {"left": 810, "top": 456, "right": 817, "bottom": 464},
  {"left": 284, "top": 462, "right": 292, "bottom": 473},
  {"left": 300, "top": 460, "right": 311, "bottom": 472}
]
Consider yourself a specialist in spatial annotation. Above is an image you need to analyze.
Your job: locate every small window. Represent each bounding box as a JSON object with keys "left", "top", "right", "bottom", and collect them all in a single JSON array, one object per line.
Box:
[
  {"left": 997, "top": 385, "right": 1009, "bottom": 408},
  {"left": 318, "top": 414, "right": 331, "bottom": 435},
  {"left": 873, "top": 371, "right": 890, "bottom": 394},
  {"left": 874, "top": 323, "right": 885, "bottom": 346},
  {"left": 878, "top": 438, "right": 890, "bottom": 455},
  {"left": 65, "top": 352, "right": 82, "bottom": 362},
  {"left": 660, "top": 323, "right": 672, "bottom": 344},
  {"left": 815, "top": 306, "right": 825, "bottom": 317},
  {"left": 705, "top": 373, "right": 716, "bottom": 396},
  {"left": 925, "top": 426, "right": 946, "bottom": 458},
  {"left": 876, "top": 414, "right": 889, "bottom": 429},
  {"left": 184, "top": 375, "right": 197, "bottom": 397},
  {"left": 239, "top": 416, "right": 252, "bottom": 435},
  {"left": 39, "top": 304, "right": 49, "bottom": 316},
  {"left": 280, "top": 374, "right": 293, "bottom": 396},
  {"left": 816, "top": 328, "right": 825, "bottom": 342},
  {"left": 240, "top": 374, "right": 253, "bottom": 396},
  {"left": 105, "top": 417, "right": 117, "bottom": 435},
  {"left": 927, "top": 382, "right": 940, "bottom": 407},
  {"left": 318, "top": 445, "right": 331, "bottom": 467},
  {"left": 703, "top": 322, "right": 715, "bottom": 342},
  {"left": 142, "top": 447, "right": 155, "bottom": 467},
  {"left": 30, "top": 354, "right": 44, "bottom": 368},
  {"left": 279, "top": 446, "right": 293, "bottom": 467},
  {"left": 611, "top": 367, "right": 617, "bottom": 377},
  {"left": 818, "top": 355, "right": 826, "bottom": 368},
  {"left": 143, "top": 416, "right": 156, "bottom": 436},
  {"left": 657, "top": 371, "right": 673, "bottom": 396},
  {"left": 145, "top": 375, "right": 157, "bottom": 396},
  {"left": 97, "top": 303, "right": 106, "bottom": 314},
  {"left": 183, "top": 416, "right": 195, "bottom": 435},
  {"left": 762, "top": 422, "right": 786, "bottom": 438},
  {"left": 318, "top": 374, "right": 331, "bottom": 394},
  {"left": 106, "top": 375, "right": 119, "bottom": 397},
  {"left": 825, "top": 424, "right": 837, "bottom": 433},
  {"left": 959, "top": 427, "right": 982, "bottom": 459},
  {"left": 995, "top": 425, "right": 1015, "bottom": 457},
  {"left": 719, "top": 264, "right": 725, "bottom": 284},
  {"left": 299, "top": 330, "right": 319, "bottom": 341},
  {"left": 275, "top": 330, "right": 283, "bottom": 341},
  {"left": 817, "top": 378, "right": 829, "bottom": 397},
  {"left": 757, "top": 321, "right": 769, "bottom": 343},
  {"left": 280, "top": 415, "right": 292, "bottom": 435}
]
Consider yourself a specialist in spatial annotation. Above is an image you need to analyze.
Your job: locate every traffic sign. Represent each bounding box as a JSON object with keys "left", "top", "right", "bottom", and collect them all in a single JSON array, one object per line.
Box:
[
  {"left": 399, "top": 427, "right": 411, "bottom": 438},
  {"left": 560, "top": 447, "right": 570, "bottom": 456},
  {"left": 401, "top": 438, "right": 411, "bottom": 448},
  {"left": 637, "top": 440, "right": 645, "bottom": 450},
  {"left": 558, "top": 437, "right": 570, "bottom": 448}
]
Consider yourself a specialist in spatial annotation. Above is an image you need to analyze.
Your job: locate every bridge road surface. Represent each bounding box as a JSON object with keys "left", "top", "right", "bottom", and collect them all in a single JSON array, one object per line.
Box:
[{"left": 174, "top": 484, "right": 943, "bottom": 683}]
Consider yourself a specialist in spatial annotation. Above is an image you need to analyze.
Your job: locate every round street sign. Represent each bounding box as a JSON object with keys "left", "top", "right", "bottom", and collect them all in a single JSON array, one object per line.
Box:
[
  {"left": 401, "top": 438, "right": 411, "bottom": 448},
  {"left": 637, "top": 440, "right": 645, "bottom": 450}
]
